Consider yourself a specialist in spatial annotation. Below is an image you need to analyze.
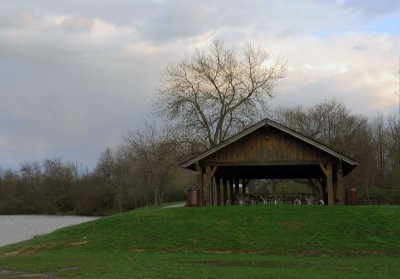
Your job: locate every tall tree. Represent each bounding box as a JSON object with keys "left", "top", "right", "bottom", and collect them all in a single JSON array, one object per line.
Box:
[
  {"left": 156, "top": 40, "right": 287, "bottom": 147},
  {"left": 123, "top": 123, "right": 178, "bottom": 206},
  {"left": 274, "top": 99, "right": 369, "bottom": 156},
  {"left": 370, "top": 114, "right": 389, "bottom": 190},
  {"left": 385, "top": 114, "right": 400, "bottom": 190},
  {"left": 274, "top": 100, "right": 372, "bottom": 194}
]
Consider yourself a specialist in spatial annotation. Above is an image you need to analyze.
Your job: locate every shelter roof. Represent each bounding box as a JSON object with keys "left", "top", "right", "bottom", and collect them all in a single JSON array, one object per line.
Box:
[{"left": 180, "top": 118, "right": 358, "bottom": 174}]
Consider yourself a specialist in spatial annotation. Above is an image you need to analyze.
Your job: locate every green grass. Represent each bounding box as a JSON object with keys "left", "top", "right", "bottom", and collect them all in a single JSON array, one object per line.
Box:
[{"left": 0, "top": 205, "right": 399, "bottom": 278}]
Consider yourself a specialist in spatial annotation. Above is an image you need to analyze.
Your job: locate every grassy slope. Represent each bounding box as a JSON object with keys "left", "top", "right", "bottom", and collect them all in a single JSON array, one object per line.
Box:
[{"left": 0, "top": 205, "right": 399, "bottom": 278}]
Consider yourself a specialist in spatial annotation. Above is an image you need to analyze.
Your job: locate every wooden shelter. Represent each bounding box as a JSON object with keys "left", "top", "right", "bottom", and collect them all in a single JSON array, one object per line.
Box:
[{"left": 180, "top": 118, "right": 358, "bottom": 206}]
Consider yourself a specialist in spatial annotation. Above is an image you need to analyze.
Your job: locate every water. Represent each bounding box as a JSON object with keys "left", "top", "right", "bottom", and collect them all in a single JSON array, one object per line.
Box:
[{"left": 0, "top": 215, "right": 98, "bottom": 247}]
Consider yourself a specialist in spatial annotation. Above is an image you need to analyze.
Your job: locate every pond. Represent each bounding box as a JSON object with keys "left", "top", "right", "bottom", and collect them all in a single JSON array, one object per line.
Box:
[{"left": 0, "top": 215, "right": 98, "bottom": 247}]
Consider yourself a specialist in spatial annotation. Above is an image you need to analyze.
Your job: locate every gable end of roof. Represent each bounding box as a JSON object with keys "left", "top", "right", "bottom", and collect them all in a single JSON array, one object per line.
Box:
[{"left": 180, "top": 118, "right": 358, "bottom": 169}]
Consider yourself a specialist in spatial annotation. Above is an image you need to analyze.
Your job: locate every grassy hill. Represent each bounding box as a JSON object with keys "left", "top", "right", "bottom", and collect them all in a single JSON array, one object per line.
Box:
[{"left": 0, "top": 205, "right": 399, "bottom": 278}]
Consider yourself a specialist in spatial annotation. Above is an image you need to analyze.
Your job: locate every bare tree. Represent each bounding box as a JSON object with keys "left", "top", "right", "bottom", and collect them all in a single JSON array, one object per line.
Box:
[
  {"left": 274, "top": 100, "right": 372, "bottom": 196},
  {"left": 41, "top": 158, "right": 75, "bottom": 212},
  {"left": 124, "top": 123, "right": 178, "bottom": 206},
  {"left": 385, "top": 114, "right": 400, "bottom": 190},
  {"left": 96, "top": 148, "right": 115, "bottom": 179},
  {"left": 370, "top": 114, "right": 389, "bottom": 190},
  {"left": 156, "top": 40, "right": 287, "bottom": 147},
  {"left": 95, "top": 148, "right": 123, "bottom": 212}
]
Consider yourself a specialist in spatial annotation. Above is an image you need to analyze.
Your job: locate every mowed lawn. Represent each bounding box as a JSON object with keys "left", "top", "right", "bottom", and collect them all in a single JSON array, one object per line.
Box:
[{"left": 0, "top": 205, "right": 399, "bottom": 278}]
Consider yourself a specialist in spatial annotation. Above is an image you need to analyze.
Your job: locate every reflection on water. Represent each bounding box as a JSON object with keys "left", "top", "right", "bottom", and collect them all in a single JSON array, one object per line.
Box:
[{"left": 0, "top": 215, "right": 98, "bottom": 247}]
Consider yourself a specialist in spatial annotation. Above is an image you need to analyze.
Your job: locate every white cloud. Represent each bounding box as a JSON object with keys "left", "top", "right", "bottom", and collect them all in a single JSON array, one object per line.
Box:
[
  {"left": 59, "top": 16, "right": 94, "bottom": 32},
  {"left": 0, "top": 0, "right": 397, "bottom": 168},
  {"left": 261, "top": 29, "right": 397, "bottom": 113}
]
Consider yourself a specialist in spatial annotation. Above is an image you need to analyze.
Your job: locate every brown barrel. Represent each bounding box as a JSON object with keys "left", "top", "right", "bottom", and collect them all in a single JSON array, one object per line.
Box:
[
  {"left": 345, "top": 188, "right": 357, "bottom": 205},
  {"left": 187, "top": 189, "right": 200, "bottom": 207}
]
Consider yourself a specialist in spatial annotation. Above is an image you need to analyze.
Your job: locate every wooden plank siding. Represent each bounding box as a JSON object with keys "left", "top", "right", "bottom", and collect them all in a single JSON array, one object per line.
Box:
[{"left": 203, "top": 127, "right": 333, "bottom": 164}]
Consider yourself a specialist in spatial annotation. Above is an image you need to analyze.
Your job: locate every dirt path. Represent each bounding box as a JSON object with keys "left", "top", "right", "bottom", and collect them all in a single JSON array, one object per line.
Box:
[{"left": 163, "top": 202, "right": 186, "bottom": 208}]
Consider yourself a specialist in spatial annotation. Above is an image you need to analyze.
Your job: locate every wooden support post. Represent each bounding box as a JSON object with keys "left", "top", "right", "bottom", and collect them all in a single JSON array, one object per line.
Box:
[
  {"left": 198, "top": 166, "right": 204, "bottom": 206},
  {"left": 320, "top": 164, "right": 334, "bottom": 205},
  {"left": 229, "top": 179, "right": 234, "bottom": 202},
  {"left": 204, "top": 166, "right": 218, "bottom": 206},
  {"left": 333, "top": 169, "right": 338, "bottom": 204},
  {"left": 223, "top": 178, "right": 228, "bottom": 206},
  {"left": 321, "top": 177, "right": 327, "bottom": 204},
  {"left": 242, "top": 178, "right": 250, "bottom": 194},
  {"left": 210, "top": 166, "right": 218, "bottom": 178},
  {"left": 211, "top": 166, "right": 218, "bottom": 206},
  {"left": 234, "top": 178, "right": 239, "bottom": 196},
  {"left": 216, "top": 177, "right": 221, "bottom": 206},
  {"left": 327, "top": 164, "right": 334, "bottom": 206},
  {"left": 204, "top": 166, "right": 211, "bottom": 206},
  {"left": 210, "top": 176, "right": 214, "bottom": 206}
]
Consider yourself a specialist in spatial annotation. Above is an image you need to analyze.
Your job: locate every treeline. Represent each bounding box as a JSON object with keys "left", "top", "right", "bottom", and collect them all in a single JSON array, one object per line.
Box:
[
  {"left": 0, "top": 100, "right": 399, "bottom": 215},
  {"left": 274, "top": 100, "right": 400, "bottom": 203},
  {"left": 0, "top": 123, "right": 195, "bottom": 215}
]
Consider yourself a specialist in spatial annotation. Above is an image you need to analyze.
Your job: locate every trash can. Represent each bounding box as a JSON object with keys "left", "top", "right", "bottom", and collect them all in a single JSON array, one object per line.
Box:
[
  {"left": 345, "top": 188, "right": 357, "bottom": 205},
  {"left": 187, "top": 189, "right": 200, "bottom": 207}
]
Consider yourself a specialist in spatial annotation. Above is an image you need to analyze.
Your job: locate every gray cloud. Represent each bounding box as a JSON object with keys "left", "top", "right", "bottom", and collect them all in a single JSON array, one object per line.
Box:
[
  {"left": 60, "top": 17, "right": 94, "bottom": 33},
  {"left": 0, "top": 0, "right": 397, "bottom": 169},
  {"left": 341, "top": 0, "right": 398, "bottom": 17}
]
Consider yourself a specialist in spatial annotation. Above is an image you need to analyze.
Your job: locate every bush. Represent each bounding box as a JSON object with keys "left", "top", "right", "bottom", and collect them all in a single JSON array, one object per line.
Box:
[
  {"left": 357, "top": 186, "right": 400, "bottom": 204},
  {"left": 388, "top": 189, "right": 400, "bottom": 205}
]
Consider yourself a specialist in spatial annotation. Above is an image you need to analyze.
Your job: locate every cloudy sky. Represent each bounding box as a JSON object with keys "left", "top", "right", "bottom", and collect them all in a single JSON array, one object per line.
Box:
[{"left": 0, "top": 0, "right": 398, "bottom": 170}]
